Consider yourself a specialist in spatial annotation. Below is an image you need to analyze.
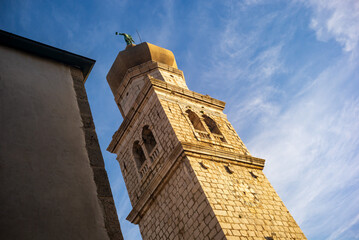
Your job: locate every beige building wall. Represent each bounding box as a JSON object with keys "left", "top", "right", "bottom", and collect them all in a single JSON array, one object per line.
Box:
[{"left": 0, "top": 31, "right": 122, "bottom": 240}]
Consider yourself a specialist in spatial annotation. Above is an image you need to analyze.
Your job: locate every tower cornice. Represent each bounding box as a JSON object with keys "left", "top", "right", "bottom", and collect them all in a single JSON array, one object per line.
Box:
[
  {"left": 150, "top": 77, "right": 226, "bottom": 110},
  {"left": 181, "top": 142, "right": 265, "bottom": 169}
]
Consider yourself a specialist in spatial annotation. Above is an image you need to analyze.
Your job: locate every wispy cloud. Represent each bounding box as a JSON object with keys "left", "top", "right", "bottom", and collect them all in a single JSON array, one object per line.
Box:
[
  {"left": 190, "top": 3, "right": 292, "bottom": 135},
  {"left": 242, "top": 3, "right": 359, "bottom": 238},
  {"left": 248, "top": 51, "right": 359, "bottom": 217},
  {"left": 305, "top": 0, "right": 359, "bottom": 52},
  {"left": 180, "top": 1, "right": 359, "bottom": 239},
  {"left": 139, "top": 0, "right": 175, "bottom": 47},
  {"left": 328, "top": 212, "right": 359, "bottom": 240}
]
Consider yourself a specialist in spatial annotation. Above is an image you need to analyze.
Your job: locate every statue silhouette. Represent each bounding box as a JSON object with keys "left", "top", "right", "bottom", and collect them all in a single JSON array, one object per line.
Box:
[{"left": 115, "top": 32, "right": 135, "bottom": 45}]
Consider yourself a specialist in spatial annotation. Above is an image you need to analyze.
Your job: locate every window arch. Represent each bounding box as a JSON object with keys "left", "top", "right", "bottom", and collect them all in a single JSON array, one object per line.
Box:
[
  {"left": 132, "top": 141, "right": 146, "bottom": 169},
  {"left": 186, "top": 110, "right": 206, "bottom": 131},
  {"left": 142, "top": 125, "right": 157, "bottom": 154},
  {"left": 203, "top": 115, "right": 222, "bottom": 135},
  {"left": 203, "top": 115, "right": 226, "bottom": 142}
]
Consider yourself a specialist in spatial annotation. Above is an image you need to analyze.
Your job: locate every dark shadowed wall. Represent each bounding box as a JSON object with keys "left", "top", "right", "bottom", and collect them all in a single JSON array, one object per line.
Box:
[{"left": 0, "top": 31, "right": 123, "bottom": 240}]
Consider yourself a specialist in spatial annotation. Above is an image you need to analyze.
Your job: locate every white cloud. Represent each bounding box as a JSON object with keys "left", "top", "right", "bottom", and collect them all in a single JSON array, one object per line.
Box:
[
  {"left": 247, "top": 48, "right": 359, "bottom": 238},
  {"left": 328, "top": 212, "right": 359, "bottom": 240},
  {"left": 190, "top": 1, "right": 359, "bottom": 238},
  {"left": 141, "top": 0, "right": 175, "bottom": 47},
  {"left": 306, "top": 0, "right": 359, "bottom": 52}
]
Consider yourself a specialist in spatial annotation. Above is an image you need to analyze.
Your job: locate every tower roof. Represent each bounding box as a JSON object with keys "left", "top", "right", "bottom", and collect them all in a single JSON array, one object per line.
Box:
[{"left": 107, "top": 42, "right": 178, "bottom": 95}]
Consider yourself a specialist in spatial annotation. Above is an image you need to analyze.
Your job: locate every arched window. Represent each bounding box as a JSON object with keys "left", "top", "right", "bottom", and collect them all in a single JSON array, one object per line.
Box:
[
  {"left": 142, "top": 125, "right": 157, "bottom": 154},
  {"left": 132, "top": 141, "right": 146, "bottom": 169},
  {"left": 203, "top": 115, "right": 222, "bottom": 134},
  {"left": 186, "top": 110, "right": 206, "bottom": 131},
  {"left": 203, "top": 115, "right": 226, "bottom": 142}
]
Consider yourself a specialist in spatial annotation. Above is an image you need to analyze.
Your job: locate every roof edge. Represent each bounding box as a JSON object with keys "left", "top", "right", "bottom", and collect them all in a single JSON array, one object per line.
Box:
[{"left": 0, "top": 29, "right": 95, "bottom": 82}]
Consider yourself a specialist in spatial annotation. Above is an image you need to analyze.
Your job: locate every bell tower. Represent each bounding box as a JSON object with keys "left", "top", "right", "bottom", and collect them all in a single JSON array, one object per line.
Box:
[{"left": 107, "top": 42, "right": 306, "bottom": 239}]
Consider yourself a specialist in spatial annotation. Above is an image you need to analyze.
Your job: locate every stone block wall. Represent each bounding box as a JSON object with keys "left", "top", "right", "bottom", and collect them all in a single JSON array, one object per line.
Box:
[
  {"left": 188, "top": 155, "right": 306, "bottom": 240},
  {"left": 138, "top": 157, "right": 226, "bottom": 240},
  {"left": 113, "top": 79, "right": 180, "bottom": 206},
  {"left": 153, "top": 78, "right": 250, "bottom": 156}
]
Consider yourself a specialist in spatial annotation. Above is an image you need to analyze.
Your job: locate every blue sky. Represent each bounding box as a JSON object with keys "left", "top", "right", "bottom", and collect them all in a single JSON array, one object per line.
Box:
[{"left": 1, "top": 0, "right": 359, "bottom": 239}]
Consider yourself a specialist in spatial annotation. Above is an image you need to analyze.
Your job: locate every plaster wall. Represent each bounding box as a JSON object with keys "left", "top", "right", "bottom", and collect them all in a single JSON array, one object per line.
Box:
[{"left": 0, "top": 45, "right": 110, "bottom": 240}]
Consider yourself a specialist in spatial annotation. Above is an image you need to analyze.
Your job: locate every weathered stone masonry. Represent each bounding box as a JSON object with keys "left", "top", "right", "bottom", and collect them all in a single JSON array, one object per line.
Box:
[
  {"left": 107, "top": 42, "right": 307, "bottom": 239},
  {"left": 71, "top": 68, "right": 123, "bottom": 240}
]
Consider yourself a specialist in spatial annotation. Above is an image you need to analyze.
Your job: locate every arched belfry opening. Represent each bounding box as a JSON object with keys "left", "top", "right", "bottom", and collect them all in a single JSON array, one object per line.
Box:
[
  {"left": 142, "top": 125, "right": 157, "bottom": 154},
  {"left": 203, "top": 115, "right": 226, "bottom": 142},
  {"left": 203, "top": 115, "right": 222, "bottom": 135},
  {"left": 132, "top": 141, "right": 146, "bottom": 169},
  {"left": 186, "top": 110, "right": 206, "bottom": 132}
]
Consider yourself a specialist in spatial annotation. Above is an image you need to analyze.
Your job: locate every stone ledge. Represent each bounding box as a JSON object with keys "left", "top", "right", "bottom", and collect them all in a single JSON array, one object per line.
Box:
[
  {"left": 181, "top": 142, "right": 265, "bottom": 169},
  {"left": 126, "top": 141, "right": 265, "bottom": 224},
  {"left": 150, "top": 77, "right": 226, "bottom": 110}
]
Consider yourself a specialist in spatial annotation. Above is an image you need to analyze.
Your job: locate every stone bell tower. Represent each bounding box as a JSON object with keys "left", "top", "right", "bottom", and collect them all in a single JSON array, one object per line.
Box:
[{"left": 107, "top": 42, "right": 306, "bottom": 239}]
